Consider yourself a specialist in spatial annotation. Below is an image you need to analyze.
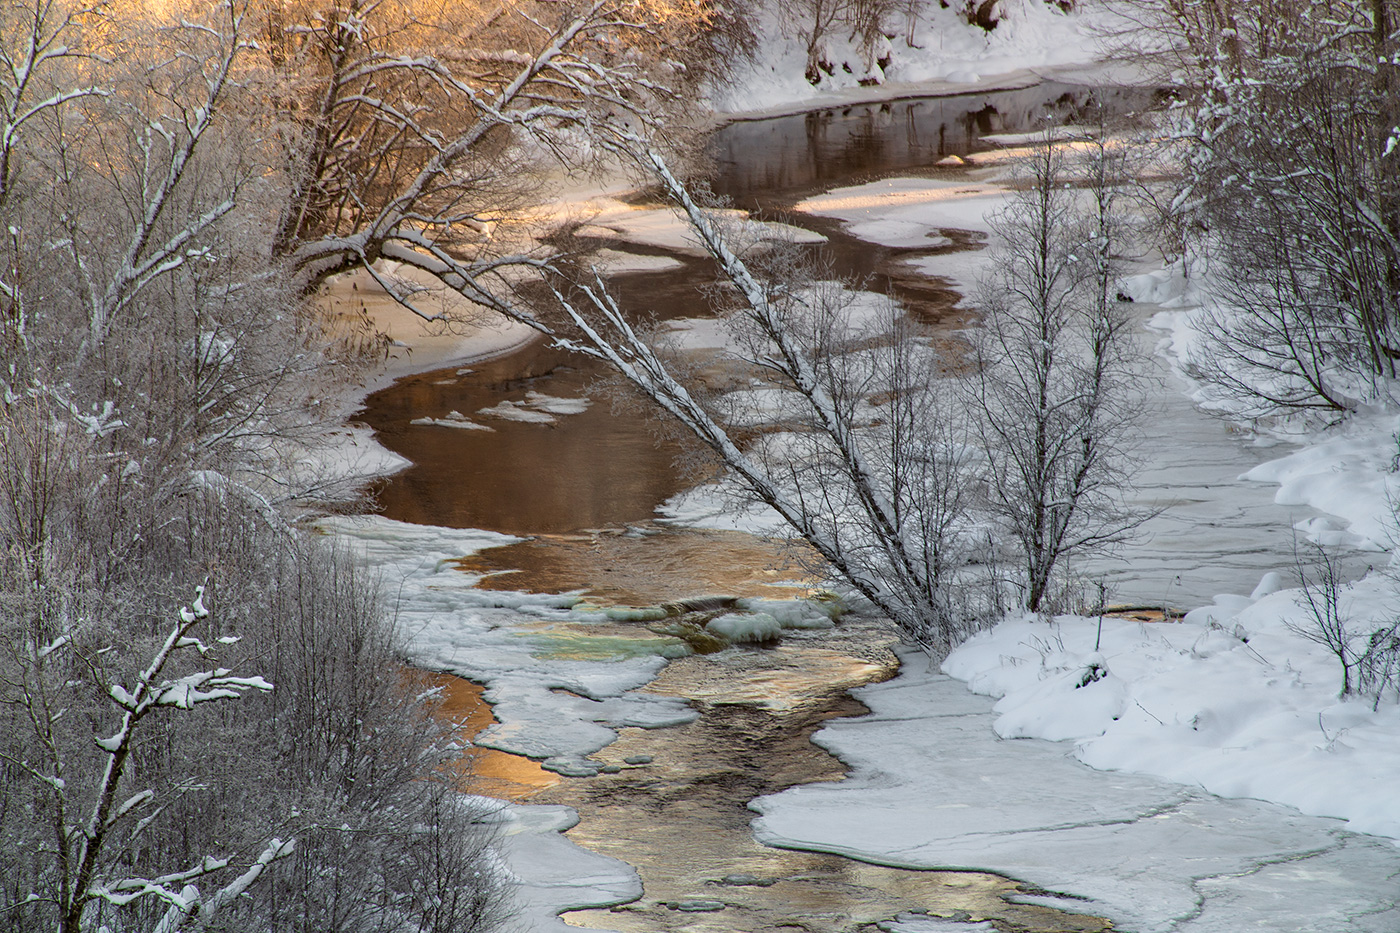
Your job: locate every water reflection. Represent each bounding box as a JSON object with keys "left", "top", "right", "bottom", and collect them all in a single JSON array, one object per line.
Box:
[
  {"left": 361, "top": 82, "right": 1157, "bottom": 536},
  {"left": 362, "top": 342, "right": 686, "bottom": 534},
  {"left": 427, "top": 671, "right": 559, "bottom": 799},
  {"left": 547, "top": 628, "right": 1110, "bottom": 933},
  {"left": 709, "top": 82, "right": 1158, "bottom": 207},
  {"left": 453, "top": 526, "right": 815, "bottom": 606}
]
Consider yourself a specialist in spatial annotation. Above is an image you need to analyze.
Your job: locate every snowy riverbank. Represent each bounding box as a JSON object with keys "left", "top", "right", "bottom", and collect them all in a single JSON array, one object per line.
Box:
[
  {"left": 705, "top": 0, "right": 1151, "bottom": 119},
  {"left": 314, "top": 56, "right": 1400, "bottom": 930}
]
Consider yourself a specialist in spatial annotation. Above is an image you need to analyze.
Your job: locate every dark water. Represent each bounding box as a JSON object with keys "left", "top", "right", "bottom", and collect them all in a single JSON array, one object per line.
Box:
[
  {"left": 708, "top": 81, "right": 1155, "bottom": 209},
  {"left": 360, "top": 82, "right": 1152, "bottom": 535}
]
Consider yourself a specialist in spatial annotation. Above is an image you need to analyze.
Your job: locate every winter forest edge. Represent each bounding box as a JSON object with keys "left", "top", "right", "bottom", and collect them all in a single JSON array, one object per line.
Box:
[{"left": 3, "top": 0, "right": 1400, "bottom": 931}]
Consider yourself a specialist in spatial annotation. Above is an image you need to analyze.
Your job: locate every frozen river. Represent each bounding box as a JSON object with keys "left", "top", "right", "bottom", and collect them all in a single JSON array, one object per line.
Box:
[
  {"left": 363, "top": 80, "right": 1361, "bottom": 610},
  {"left": 343, "top": 81, "right": 1397, "bottom": 932}
]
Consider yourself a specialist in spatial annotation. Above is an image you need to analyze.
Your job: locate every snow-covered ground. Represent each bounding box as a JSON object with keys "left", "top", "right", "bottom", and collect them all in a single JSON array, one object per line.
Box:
[
  {"left": 752, "top": 658, "right": 1400, "bottom": 932},
  {"left": 706, "top": 0, "right": 1152, "bottom": 118},
  {"left": 743, "top": 159, "right": 1400, "bottom": 928}
]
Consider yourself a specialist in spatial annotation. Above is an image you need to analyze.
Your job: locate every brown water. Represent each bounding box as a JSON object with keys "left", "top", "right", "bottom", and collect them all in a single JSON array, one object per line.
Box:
[
  {"left": 359, "top": 81, "right": 1155, "bottom": 537},
  {"left": 545, "top": 622, "right": 1109, "bottom": 933},
  {"left": 365, "top": 82, "right": 1154, "bottom": 933}
]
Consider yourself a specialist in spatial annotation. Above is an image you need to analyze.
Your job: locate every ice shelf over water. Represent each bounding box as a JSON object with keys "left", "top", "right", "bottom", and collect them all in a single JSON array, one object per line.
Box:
[{"left": 752, "top": 655, "right": 1400, "bottom": 933}]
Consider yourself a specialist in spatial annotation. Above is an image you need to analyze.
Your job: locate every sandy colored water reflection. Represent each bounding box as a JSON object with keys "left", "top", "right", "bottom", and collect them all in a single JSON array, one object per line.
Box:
[
  {"left": 455, "top": 525, "right": 817, "bottom": 606},
  {"left": 539, "top": 621, "right": 1110, "bottom": 933},
  {"left": 427, "top": 672, "right": 560, "bottom": 799}
]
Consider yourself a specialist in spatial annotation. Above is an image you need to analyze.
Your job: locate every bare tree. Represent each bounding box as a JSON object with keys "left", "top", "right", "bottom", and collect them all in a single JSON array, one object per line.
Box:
[
  {"left": 0, "top": 588, "right": 288, "bottom": 933},
  {"left": 1292, "top": 541, "right": 1400, "bottom": 709},
  {"left": 1140, "top": 0, "right": 1400, "bottom": 416},
  {"left": 545, "top": 150, "right": 984, "bottom": 655},
  {"left": 0, "top": 3, "right": 511, "bottom": 930},
  {"left": 261, "top": 0, "right": 721, "bottom": 323},
  {"left": 965, "top": 131, "right": 1143, "bottom": 613}
]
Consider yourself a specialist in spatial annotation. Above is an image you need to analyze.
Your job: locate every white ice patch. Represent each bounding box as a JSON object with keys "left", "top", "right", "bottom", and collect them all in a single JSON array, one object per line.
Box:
[
  {"left": 411, "top": 410, "right": 495, "bottom": 431},
  {"left": 588, "top": 248, "right": 686, "bottom": 275},
  {"left": 716, "top": 387, "right": 809, "bottom": 428},
  {"left": 706, "top": 611, "right": 782, "bottom": 644},
  {"left": 317, "top": 514, "right": 697, "bottom": 762},
  {"left": 796, "top": 176, "right": 1004, "bottom": 241},
  {"left": 657, "top": 317, "right": 737, "bottom": 353},
  {"left": 478, "top": 401, "right": 558, "bottom": 424},
  {"left": 657, "top": 480, "right": 791, "bottom": 537},
  {"left": 523, "top": 391, "right": 591, "bottom": 416},
  {"left": 880, "top": 918, "right": 996, "bottom": 933},
  {"left": 491, "top": 801, "right": 642, "bottom": 931},
  {"left": 477, "top": 393, "right": 591, "bottom": 425},
  {"left": 752, "top": 649, "right": 1400, "bottom": 933},
  {"left": 738, "top": 596, "right": 840, "bottom": 630},
  {"left": 574, "top": 201, "right": 824, "bottom": 257}
]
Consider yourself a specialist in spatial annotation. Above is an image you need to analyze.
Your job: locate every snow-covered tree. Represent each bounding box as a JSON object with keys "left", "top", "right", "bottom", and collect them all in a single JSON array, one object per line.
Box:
[
  {"left": 2, "top": 588, "right": 288, "bottom": 933},
  {"left": 265, "top": 0, "right": 731, "bottom": 322},
  {"left": 0, "top": 3, "right": 509, "bottom": 930},
  {"left": 965, "top": 131, "right": 1143, "bottom": 612},
  {"left": 1146, "top": 0, "right": 1400, "bottom": 415}
]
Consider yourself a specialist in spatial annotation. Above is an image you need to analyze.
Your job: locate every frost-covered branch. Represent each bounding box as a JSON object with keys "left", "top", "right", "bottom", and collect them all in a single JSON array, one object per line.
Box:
[{"left": 52, "top": 586, "right": 278, "bottom": 933}]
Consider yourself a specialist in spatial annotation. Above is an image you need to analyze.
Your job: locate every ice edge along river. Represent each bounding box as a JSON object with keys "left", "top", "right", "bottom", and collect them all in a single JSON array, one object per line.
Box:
[{"left": 322, "top": 91, "right": 1400, "bottom": 933}]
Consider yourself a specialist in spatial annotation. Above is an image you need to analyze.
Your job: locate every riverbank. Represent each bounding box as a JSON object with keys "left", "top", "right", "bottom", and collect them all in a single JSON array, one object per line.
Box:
[
  {"left": 701, "top": 0, "right": 1155, "bottom": 120},
  {"left": 318, "top": 66, "right": 1400, "bottom": 933}
]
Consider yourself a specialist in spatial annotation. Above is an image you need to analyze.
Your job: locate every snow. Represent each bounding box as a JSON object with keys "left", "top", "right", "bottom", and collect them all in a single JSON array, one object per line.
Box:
[
  {"left": 1240, "top": 412, "right": 1400, "bottom": 551},
  {"left": 572, "top": 198, "right": 825, "bottom": 257},
  {"left": 488, "top": 801, "right": 642, "bottom": 933},
  {"left": 707, "top": 0, "right": 1136, "bottom": 117},
  {"left": 795, "top": 176, "right": 999, "bottom": 245},
  {"left": 750, "top": 657, "right": 1400, "bottom": 933},
  {"left": 706, "top": 611, "right": 782, "bottom": 643},
  {"left": 943, "top": 600, "right": 1400, "bottom": 841}
]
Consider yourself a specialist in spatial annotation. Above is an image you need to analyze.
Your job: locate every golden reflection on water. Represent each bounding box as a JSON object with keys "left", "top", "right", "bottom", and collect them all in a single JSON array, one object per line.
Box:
[
  {"left": 426, "top": 672, "right": 559, "bottom": 800},
  {"left": 547, "top": 631, "right": 1110, "bottom": 933},
  {"left": 453, "top": 526, "right": 818, "bottom": 607}
]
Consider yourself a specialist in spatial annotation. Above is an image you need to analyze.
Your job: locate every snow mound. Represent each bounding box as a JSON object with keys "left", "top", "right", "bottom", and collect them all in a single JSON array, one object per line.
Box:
[
  {"left": 706, "top": 611, "right": 783, "bottom": 644},
  {"left": 943, "top": 601, "right": 1400, "bottom": 842}
]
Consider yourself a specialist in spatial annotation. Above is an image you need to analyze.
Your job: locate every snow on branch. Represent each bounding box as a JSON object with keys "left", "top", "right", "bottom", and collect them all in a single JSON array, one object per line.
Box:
[{"left": 42, "top": 584, "right": 284, "bottom": 933}]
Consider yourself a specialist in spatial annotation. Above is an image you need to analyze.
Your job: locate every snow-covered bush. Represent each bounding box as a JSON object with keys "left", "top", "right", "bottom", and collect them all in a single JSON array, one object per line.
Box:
[
  {"left": 1293, "top": 543, "right": 1400, "bottom": 709},
  {"left": 1147, "top": 0, "right": 1400, "bottom": 416},
  {"left": 0, "top": 2, "right": 510, "bottom": 929}
]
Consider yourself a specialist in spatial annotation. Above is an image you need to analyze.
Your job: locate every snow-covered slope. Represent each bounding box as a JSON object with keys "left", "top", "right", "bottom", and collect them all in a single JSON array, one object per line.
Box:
[{"left": 706, "top": 0, "right": 1141, "bottom": 116}]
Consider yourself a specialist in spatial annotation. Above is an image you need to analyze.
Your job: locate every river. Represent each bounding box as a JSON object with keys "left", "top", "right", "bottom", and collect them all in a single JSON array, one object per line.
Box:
[{"left": 355, "top": 80, "right": 1354, "bottom": 931}]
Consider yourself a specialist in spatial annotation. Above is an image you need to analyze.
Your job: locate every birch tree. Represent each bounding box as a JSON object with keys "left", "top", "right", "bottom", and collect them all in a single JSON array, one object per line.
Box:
[
  {"left": 546, "top": 151, "right": 983, "bottom": 655},
  {"left": 965, "top": 132, "right": 1142, "bottom": 612}
]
